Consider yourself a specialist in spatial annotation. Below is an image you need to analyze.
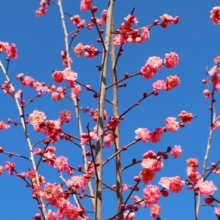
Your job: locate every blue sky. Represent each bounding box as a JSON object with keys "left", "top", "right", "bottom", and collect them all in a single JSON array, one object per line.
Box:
[{"left": 1, "top": 0, "right": 220, "bottom": 219}]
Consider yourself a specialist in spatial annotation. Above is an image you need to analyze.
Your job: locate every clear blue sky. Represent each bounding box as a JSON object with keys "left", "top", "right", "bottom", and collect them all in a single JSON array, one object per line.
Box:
[{"left": 0, "top": 0, "right": 220, "bottom": 219}]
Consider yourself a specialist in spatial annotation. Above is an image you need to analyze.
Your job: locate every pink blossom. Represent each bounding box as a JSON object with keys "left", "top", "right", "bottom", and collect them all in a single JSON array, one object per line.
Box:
[
  {"left": 84, "top": 45, "right": 99, "bottom": 58},
  {"left": 21, "top": 76, "right": 34, "bottom": 86},
  {"left": 0, "top": 41, "right": 9, "bottom": 52},
  {"left": 143, "top": 185, "right": 160, "bottom": 205},
  {"left": 143, "top": 150, "right": 157, "bottom": 159},
  {"left": 141, "top": 158, "right": 163, "bottom": 172},
  {"left": 52, "top": 87, "right": 65, "bottom": 101},
  {"left": 171, "top": 145, "right": 182, "bottom": 158},
  {"left": 28, "top": 110, "right": 46, "bottom": 126},
  {"left": 14, "top": 90, "right": 22, "bottom": 99},
  {"left": 54, "top": 156, "right": 73, "bottom": 175},
  {"left": 80, "top": 0, "right": 92, "bottom": 12},
  {"left": 178, "top": 111, "right": 193, "bottom": 124},
  {"left": 71, "top": 85, "right": 82, "bottom": 98},
  {"left": 6, "top": 43, "right": 18, "bottom": 58},
  {"left": 135, "top": 128, "right": 152, "bottom": 143},
  {"left": 46, "top": 210, "right": 58, "bottom": 220},
  {"left": 164, "top": 75, "right": 180, "bottom": 91},
  {"left": 104, "top": 132, "right": 115, "bottom": 147},
  {"left": 140, "top": 27, "right": 150, "bottom": 41},
  {"left": 106, "top": 117, "right": 120, "bottom": 130},
  {"left": 187, "top": 167, "right": 200, "bottom": 184},
  {"left": 196, "top": 180, "right": 217, "bottom": 196},
  {"left": 61, "top": 51, "right": 72, "bottom": 67},
  {"left": 165, "top": 117, "right": 179, "bottom": 132},
  {"left": 159, "top": 176, "right": 184, "bottom": 193},
  {"left": 164, "top": 52, "right": 179, "bottom": 68},
  {"left": 0, "top": 166, "right": 3, "bottom": 174},
  {"left": 208, "top": 65, "right": 218, "bottom": 76},
  {"left": 210, "top": 6, "right": 220, "bottom": 25},
  {"left": 97, "top": 10, "right": 107, "bottom": 26},
  {"left": 131, "top": 195, "right": 145, "bottom": 207},
  {"left": 147, "top": 56, "right": 163, "bottom": 70},
  {"left": 59, "top": 110, "right": 72, "bottom": 123},
  {"left": 124, "top": 14, "right": 138, "bottom": 25},
  {"left": 213, "top": 121, "right": 220, "bottom": 130},
  {"left": 214, "top": 206, "right": 220, "bottom": 216},
  {"left": 203, "top": 89, "right": 211, "bottom": 98},
  {"left": 160, "top": 14, "right": 174, "bottom": 24},
  {"left": 70, "top": 15, "right": 85, "bottom": 29},
  {"left": 73, "top": 43, "right": 84, "bottom": 57},
  {"left": 122, "top": 184, "right": 128, "bottom": 192},
  {"left": 34, "top": 148, "right": 43, "bottom": 155},
  {"left": 187, "top": 158, "right": 199, "bottom": 167},
  {"left": 151, "top": 127, "right": 164, "bottom": 143},
  {"left": 123, "top": 212, "right": 135, "bottom": 220},
  {"left": 92, "top": 109, "right": 108, "bottom": 122},
  {"left": 0, "top": 121, "right": 10, "bottom": 130},
  {"left": 140, "top": 63, "right": 156, "bottom": 79},
  {"left": 52, "top": 71, "right": 64, "bottom": 83},
  {"left": 152, "top": 80, "right": 166, "bottom": 91},
  {"left": 139, "top": 168, "right": 156, "bottom": 184},
  {"left": 4, "top": 161, "right": 16, "bottom": 175},
  {"left": 150, "top": 204, "right": 161, "bottom": 218},
  {"left": 36, "top": 0, "right": 47, "bottom": 17},
  {"left": 63, "top": 68, "right": 78, "bottom": 82},
  {"left": 114, "top": 34, "right": 125, "bottom": 46}
]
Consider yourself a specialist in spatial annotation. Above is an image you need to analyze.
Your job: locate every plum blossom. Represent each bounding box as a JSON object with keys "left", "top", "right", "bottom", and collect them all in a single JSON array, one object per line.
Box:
[
  {"left": 150, "top": 204, "right": 161, "bottom": 218},
  {"left": 141, "top": 158, "right": 163, "bottom": 172},
  {"left": 159, "top": 176, "right": 184, "bottom": 193},
  {"left": 208, "top": 65, "right": 218, "bottom": 76},
  {"left": 14, "top": 90, "right": 22, "bottom": 99},
  {"left": 6, "top": 43, "right": 18, "bottom": 58},
  {"left": 151, "top": 127, "right": 164, "bottom": 143},
  {"left": 166, "top": 117, "right": 179, "bottom": 132},
  {"left": 0, "top": 121, "right": 10, "bottom": 130},
  {"left": 84, "top": 45, "right": 99, "bottom": 58},
  {"left": 152, "top": 80, "right": 166, "bottom": 91},
  {"left": 124, "top": 14, "right": 138, "bottom": 25},
  {"left": 165, "top": 75, "right": 180, "bottom": 91},
  {"left": 54, "top": 156, "right": 73, "bottom": 175},
  {"left": 4, "top": 161, "right": 15, "bottom": 175},
  {"left": 187, "top": 167, "right": 200, "bottom": 184},
  {"left": 139, "top": 168, "right": 156, "bottom": 184},
  {"left": 178, "top": 111, "right": 193, "bottom": 124},
  {"left": 171, "top": 145, "right": 182, "bottom": 158},
  {"left": 80, "top": 0, "right": 92, "bottom": 12},
  {"left": 140, "top": 63, "right": 156, "bottom": 79},
  {"left": 135, "top": 128, "right": 152, "bottom": 143},
  {"left": 187, "top": 158, "right": 199, "bottom": 167},
  {"left": 59, "top": 110, "right": 72, "bottom": 123},
  {"left": 61, "top": 51, "right": 72, "bottom": 67},
  {"left": 131, "top": 195, "right": 145, "bottom": 207},
  {"left": 70, "top": 15, "right": 85, "bottom": 29},
  {"left": 28, "top": 110, "right": 46, "bottom": 126},
  {"left": 196, "top": 180, "right": 217, "bottom": 196},
  {"left": 143, "top": 185, "right": 160, "bottom": 205},
  {"left": 203, "top": 89, "right": 211, "bottom": 98},
  {"left": 52, "top": 87, "right": 66, "bottom": 101},
  {"left": 97, "top": 10, "right": 107, "bottom": 26},
  {"left": 73, "top": 43, "right": 84, "bottom": 57},
  {"left": 104, "top": 132, "right": 115, "bottom": 147},
  {"left": 214, "top": 206, "right": 220, "bottom": 216},
  {"left": 213, "top": 121, "right": 220, "bottom": 130},
  {"left": 71, "top": 85, "right": 82, "bottom": 98},
  {"left": 164, "top": 52, "right": 179, "bottom": 68},
  {"left": 36, "top": 0, "right": 47, "bottom": 17},
  {"left": 210, "top": 6, "right": 220, "bottom": 25},
  {"left": 0, "top": 41, "right": 9, "bottom": 52},
  {"left": 63, "top": 68, "right": 77, "bottom": 82},
  {"left": 0, "top": 166, "right": 3, "bottom": 174},
  {"left": 147, "top": 56, "right": 163, "bottom": 70},
  {"left": 91, "top": 109, "right": 108, "bottom": 122}
]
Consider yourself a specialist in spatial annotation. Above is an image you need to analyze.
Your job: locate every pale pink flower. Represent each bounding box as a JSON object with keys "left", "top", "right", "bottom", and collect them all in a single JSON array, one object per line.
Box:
[
  {"left": 52, "top": 86, "right": 65, "bottom": 101},
  {"left": 141, "top": 27, "right": 150, "bottom": 41},
  {"left": 122, "top": 184, "right": 128, "bottom": 192},
  {"left": 46, "top": 210, "right": 58, "bottom": 220},
  {"left": 28, "top": 110, "right": 46, "bottom": 126},
  {"left": 59, "top": 110, "right": 72, "bottom": 123},
  {"left": 114, "top": 34, "right": 125, "bottom": 46},
  {"left": 124, "top": 14, "right": 138, "bottom": 25},
  {"left": 214, "top": 206, "right": 220, "bottom": 216},
  {"left": 203, "top": 89, "right": 211, "bottom": 98},
  {"left": 123, "top": 212, "right": 135, "bottom": 220},
  {"left": 143, "top": 185, "right": 160, "bottom": 205},
  {"left": 160, "top": 14, "right": 174, "bottom": 25},
  {"left": 97, "top": 10, "right": 107, "bottom": 26},
  {"left": 210, "top": 6, "right": 220, "bottom": 25},
  {"left": 197, "top": 180, "right": 217, "bottom": 196},
  {"left": 70, "top": 15, "right": 85, "bottom": 29},
  {"left": 14, "top": 90, "right": 22, "bottom": 99},
  {"left": 71, "top": 85, "right": 82, "bottom": 98},
  {"left": 0, "top": 121, "right": 10, "bottom": 130},
  {"left": 64, "top": 204, "right": 80, "bottom": 219},
  {"left": 63, "top": 68, "right": 77, "bottom": 82},
  {"left": 152, "top": 80, "right": 166, "bottom": 91},
  {"left": 166, "top": 117, "right": 179, "bottom": 132},
  {"left": 135, "top": 128, "right": 152, "bottom": 143},
  {"left": 208, "top": 65, "right": 218, "bottom": 76},
  {"left": 87, "top": 23, "right": 95, "bottom": 30},
  {"left": 104, "top": 133, "right": 115, "bottom": 147},
  {"left": 171, "top": 145, "right": 182, "bottom": 158},
  {"left": 213, "top": 121, "right": 220, "bottom": 130},
  {"left": 4, "top": 161, "right": 15, "bottom": 175},
  {"left": 164, "top": 52, "right": 179, "bottom": 68},
  {"left": 0, "top": 41, "right": 9, "bottom": 52},
  {"left": 131, "top": 195, "right": 145, "bottom": 207},
  {"left": 143, "top": 150, "right": 157, "bottom": 159},
  {"left": 141, "top": 158, "right": 163, "bottom": 172},
  {"left": 159, "top": 176, "right": 184, "bottom": 193},
  {"left": 187, "top": 158, "right": 199, "bottom": 167},
  {"left": 80, "top": 0, "right": 92, "bottom": 12},
  {"left": 54, "top": 156, "right": 73, "bottom": 175},
  {"left": 147, "top": 56, "right": 163, "bottom": 70},
  {"left": 16, "top": 73, "right": 24, "bottom": 79},
  {"left": 22, "top": 76, "right": 34, "bottom": 86},
  {"left": 52, "top": 71, "right": 64, "bottom": 83},
  {"left": 0, "top": 166, "right": 3, "bottom": 174},
  {"left": 187, "top": 167, "right": 200, "bottom": 184},
  {"left": 6, "top": 43, "right": 18, "bottom": 59},
  {"left": 139, "top": 168, "right": 156, "bottom": 184},
  {"left": 140, "top": 63, "right": 157, "bottom": 79},
  {"left": 164, "top": 75, "right": 180, "bottom": 91},
  {"left": 150, "top": 204, "right": 161, "bottom": 218}
]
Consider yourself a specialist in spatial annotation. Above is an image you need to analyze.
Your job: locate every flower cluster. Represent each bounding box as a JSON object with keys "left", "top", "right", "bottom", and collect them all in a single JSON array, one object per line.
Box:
[
  {"left": 0, "top": 41, "right": 18, "bottom": 58},
  {"left": 70, "top": 15, "right": 86, "bottom": 29},
  {"left": 73, "top": 43, "right": 99, "bottom": 58},
  {"left": 36, "top": 0, "right": 47, "bottom": 17}
]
